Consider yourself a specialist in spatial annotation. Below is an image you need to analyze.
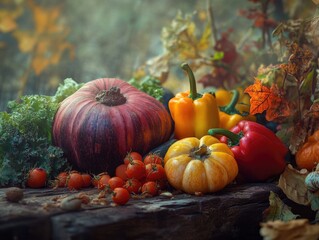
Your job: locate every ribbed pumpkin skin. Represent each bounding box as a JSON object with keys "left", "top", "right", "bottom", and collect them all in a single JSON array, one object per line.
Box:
[{"left": 52, "top": 78, "right": 173, "bottom": 174}]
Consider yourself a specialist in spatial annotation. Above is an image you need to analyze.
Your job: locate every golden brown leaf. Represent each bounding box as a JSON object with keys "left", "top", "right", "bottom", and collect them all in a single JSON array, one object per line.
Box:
[
  {"left": 0, "top": 7, "right": 22, "bottom": 33},
  {"left": 266, "top": 84, "right": 291, "bottom": 122},
  {"left": 278, "top": 164, "right": 310, "bottom": 206},
  {"left": 13, "top": 31, "right": 36, "bottom": 53},
  {"left": 280, "top": 43, "right": 313, "bottom": 82},
  {"left": 146, "top": 53, "right": 170, "bottom": 83},
  {"left": 11, "top": 0, "right": 75, "bottom": 78},
  {"left": 260, "top": 219, "right": 319, "bottom": 240}
]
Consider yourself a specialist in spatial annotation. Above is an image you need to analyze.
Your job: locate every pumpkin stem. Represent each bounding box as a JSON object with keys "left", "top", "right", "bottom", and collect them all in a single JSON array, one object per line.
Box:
[
  {"left": 190, "top": 145, "right": 210, "bottom": 160},
  {"left": 96, "top": 87, "right": 127, "bottom": 106}
]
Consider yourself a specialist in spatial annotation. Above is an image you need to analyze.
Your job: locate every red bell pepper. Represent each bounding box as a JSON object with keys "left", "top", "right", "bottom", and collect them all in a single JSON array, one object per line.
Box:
[{"left": 208, "top": 120, "right": 287, "bottom": 182}]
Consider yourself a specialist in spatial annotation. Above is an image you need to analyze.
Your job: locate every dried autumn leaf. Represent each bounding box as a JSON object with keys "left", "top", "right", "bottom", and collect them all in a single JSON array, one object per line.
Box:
[
  {"left": 288, "top": 117, "right": 319, "bottom": 154},
  {"left": 280, "top": 43, "right": 313, "bottom": 82},
  {"left": 266, "top": 84, "right": 291, "bottom": 122},
  {"left": 263, "top": 191, "right": 299, "bottom": 222},
  {"left": 197, "top": 23, "right": 212, "bottom": 51},
  {"left": 10, "top": 0, "right": 75, "bottom": 96},
  {"left": 305, "top": 100, "right": 319, "bottom": 119},
  {"left": 260, "top": 219, "right": 319, "bottom": 240},
  {"left": 266, "top": 97, "right": 291, "bottom": 122},
  {"left": 278, "top": 164, "right": 310, "bottom": 206},
  {"left": 0, "top": 7, "right": 22, "bottom": 33},
  {"left": 245, "top": 79, "right": 291, "bottom": 121},
  {"left": 256, "top": 65, "right": 285, "bottom": 86},
  {"left": 244, "top": 79, "right": 273, "bottom": 115},
  {"left": 146, "top": 53, "right": 170, "bottom": 83},
  {"left": 308, "top": 16, "right": 319, "bottom": 47},
  {"left": 13, "top": 31, "right": 36, "bottom": 53},
  {"left": 161, "top": 11, "right": 211, "bottom": 61}
]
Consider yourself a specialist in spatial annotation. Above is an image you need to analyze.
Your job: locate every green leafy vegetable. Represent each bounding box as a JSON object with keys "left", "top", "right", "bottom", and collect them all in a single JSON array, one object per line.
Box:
[
  {"left": 52, "top": 78, "right": 84, "bottom": 103},
  {"left": 128, "top": 76, "right": 164, "bottom": 101},
  {"left": 0, "top": 78, "right": 83, "bottom": 187}
]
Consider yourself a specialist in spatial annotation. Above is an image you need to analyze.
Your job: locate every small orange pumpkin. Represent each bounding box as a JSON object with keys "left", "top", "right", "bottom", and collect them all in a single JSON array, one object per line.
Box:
[
  {"left": 296, "top": 130, "right": 319, "bottom": 171},
  {"left": 164, "top": 135, "right": 238, "bottom": 194}
]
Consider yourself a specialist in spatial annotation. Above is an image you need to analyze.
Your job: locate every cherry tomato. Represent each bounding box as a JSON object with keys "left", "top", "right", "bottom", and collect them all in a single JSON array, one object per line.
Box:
[
  {"left": 108, "top": 177, "right": 125, "bottom": 190},
  {"left": 67, "top": 172, "right": 84, "bottom": 190},
  {"left": 124, "top": 151, "right": 143, "bottom": 165},
  {"left": 115, "top": 164, "right": 128, "bottom": 181},
  {"left": 56, "top": 171, "right": 68, "bottom": 188},
  {"left": 126, "top": 159, "right": 146, "bottom": 180},
  {"left": 81, "top": 173, "right": 92, "bottom": 188},
  {"left": 97, "top": 173, "right": 111, "bottom": 190},
  {"left": 145, "top": 163, "right": 166, "bottom": 182},
  {"left": 141, "top": 181, "right": 158, "bottom": 196},
  {"left": 143, "top": 154, "right": 163, "bottom": 166},
  {"left": 123, "top": 178, "right": 142, "bottom": 194},
  {"left": 27, "top": 168, "right": 47, "bottom": 188},
  {"left": 112, "top": 187, "right": 130, "bottom": 205}
]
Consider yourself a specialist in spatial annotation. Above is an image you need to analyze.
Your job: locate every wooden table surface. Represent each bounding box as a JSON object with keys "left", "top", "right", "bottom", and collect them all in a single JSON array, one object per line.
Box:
[{"left": 0, "top": 183, "right": 303, "bottom": 240}]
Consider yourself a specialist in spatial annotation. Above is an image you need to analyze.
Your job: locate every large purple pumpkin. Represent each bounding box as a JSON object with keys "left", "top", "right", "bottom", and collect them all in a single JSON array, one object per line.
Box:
[{"left": 52, "top": 78, "right": 173, "bottom": 174}]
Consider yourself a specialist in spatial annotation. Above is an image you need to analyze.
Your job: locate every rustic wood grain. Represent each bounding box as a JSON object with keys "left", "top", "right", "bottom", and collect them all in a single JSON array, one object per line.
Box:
[{"left": 0, "top": 183, "right": 292, "bottom": 240}]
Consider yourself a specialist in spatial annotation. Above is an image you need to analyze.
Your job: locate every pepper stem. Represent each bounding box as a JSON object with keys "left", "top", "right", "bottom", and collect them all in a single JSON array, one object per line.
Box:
[
  {"left": 181, "top": 63, "right": 200, "bottom": 100},
  {"left": 208, "top": 128, "right": 241, "bottom": 146},
  {"left": 222, "top": 90, "right": 240, "bottom": 114}
]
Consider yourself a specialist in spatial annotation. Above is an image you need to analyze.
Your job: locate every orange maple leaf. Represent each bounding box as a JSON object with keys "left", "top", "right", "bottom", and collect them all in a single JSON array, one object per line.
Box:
[
  {"left": 245, "top": 79, "right": 291, "bottom": 121},
  {"left": 244, "top": 79, "right": 273, "bottom": 115}
]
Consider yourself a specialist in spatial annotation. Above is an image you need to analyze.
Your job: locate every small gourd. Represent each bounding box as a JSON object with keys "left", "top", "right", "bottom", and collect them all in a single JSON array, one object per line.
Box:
[
  {"left": 296, "top": 130, "right": 319, "bottom": 171},
  {"left": 305, "top": 164, "right": 319, "bottom": 192},
  {"left": 164, "top": 135, "right": 238, "bottom": 194}
]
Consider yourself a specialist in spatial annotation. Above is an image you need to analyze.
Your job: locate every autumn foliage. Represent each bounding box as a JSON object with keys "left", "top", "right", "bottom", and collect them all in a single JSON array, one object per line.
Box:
[
  {"left": 0, "top": 0, "right": 74, "bottom": 96},
  {"left": 244, "top": 79, "right": 290, "bottom": 122}
]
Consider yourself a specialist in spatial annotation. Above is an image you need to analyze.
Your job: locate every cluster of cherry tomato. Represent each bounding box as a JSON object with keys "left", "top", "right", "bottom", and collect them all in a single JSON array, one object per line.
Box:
[
  {"left": 25, "top": 151, "right": 167, "bottom": 206},
  {"left": 111, "top": 151, "right": 167, "bottom": 205}
]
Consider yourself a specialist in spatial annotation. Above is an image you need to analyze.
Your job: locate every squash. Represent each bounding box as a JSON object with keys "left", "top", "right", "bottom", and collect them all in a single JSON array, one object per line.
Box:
[
  {"left": 296, "top": 129, "right": 319, "bottom": 171},
  {"left": 164, "top": 135, "right": 238, "bottom": 194},
  {"left": 53, "top": 78, "right": 173, "bottom": 175}
]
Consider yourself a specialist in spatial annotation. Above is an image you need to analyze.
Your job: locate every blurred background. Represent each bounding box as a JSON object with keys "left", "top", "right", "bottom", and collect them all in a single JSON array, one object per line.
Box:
[{"left": 0, "top": 0, "right": 316, "bottom": 110}]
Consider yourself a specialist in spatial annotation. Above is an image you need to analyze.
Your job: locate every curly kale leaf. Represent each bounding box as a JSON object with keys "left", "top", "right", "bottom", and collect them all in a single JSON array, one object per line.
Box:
[
  {"left": 128, "top": 76, "right": 164, "bottom": 101},
  {"left": 0, "top": 124, "right": 68, "bottom": 186},
  {"left": 52, "top": 78, "right": 84, "bottom": 103},
  {"left": 0, "top": 78, "right": 83, "bottom": 187},
  {"left": 6, "top": 95, "right": 58, "bottom": 142}
]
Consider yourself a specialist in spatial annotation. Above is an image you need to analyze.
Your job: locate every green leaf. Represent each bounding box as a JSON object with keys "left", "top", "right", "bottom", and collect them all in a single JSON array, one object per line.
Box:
[
  {"left": 52, "top": 78, "right": 84, "bottom": 103},
  {"left": 300, "top": 66, "right": 315, "bottom": 96},
  {"left": 0, "top": 79, "right": 82, "bottom": 187},
  {"left": 263, "top": 191, "right": 299, "bottom": 222},
  {"left": 128, "top": 76, "right": 164, "bottom": 101},
  {"left": 211, "top": 51, "right": 224, "bottom": 61}
]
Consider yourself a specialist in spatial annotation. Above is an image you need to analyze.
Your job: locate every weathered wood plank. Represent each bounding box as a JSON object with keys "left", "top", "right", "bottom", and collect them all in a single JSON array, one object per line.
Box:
[{"left": 0, "top": 183, "right": 302, "bottom": 240}]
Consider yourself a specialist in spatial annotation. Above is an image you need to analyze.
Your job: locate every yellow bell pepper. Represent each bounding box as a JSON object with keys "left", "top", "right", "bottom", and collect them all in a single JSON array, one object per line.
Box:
[
  {"left": 216, "top": 89, "right": 256, "bottom": 130},
  {"left": 215, "top": 88, "right": 250, "bottom": 113},
  {"left": 169, "top": 63, "right": 219, "bottom": 139}
]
